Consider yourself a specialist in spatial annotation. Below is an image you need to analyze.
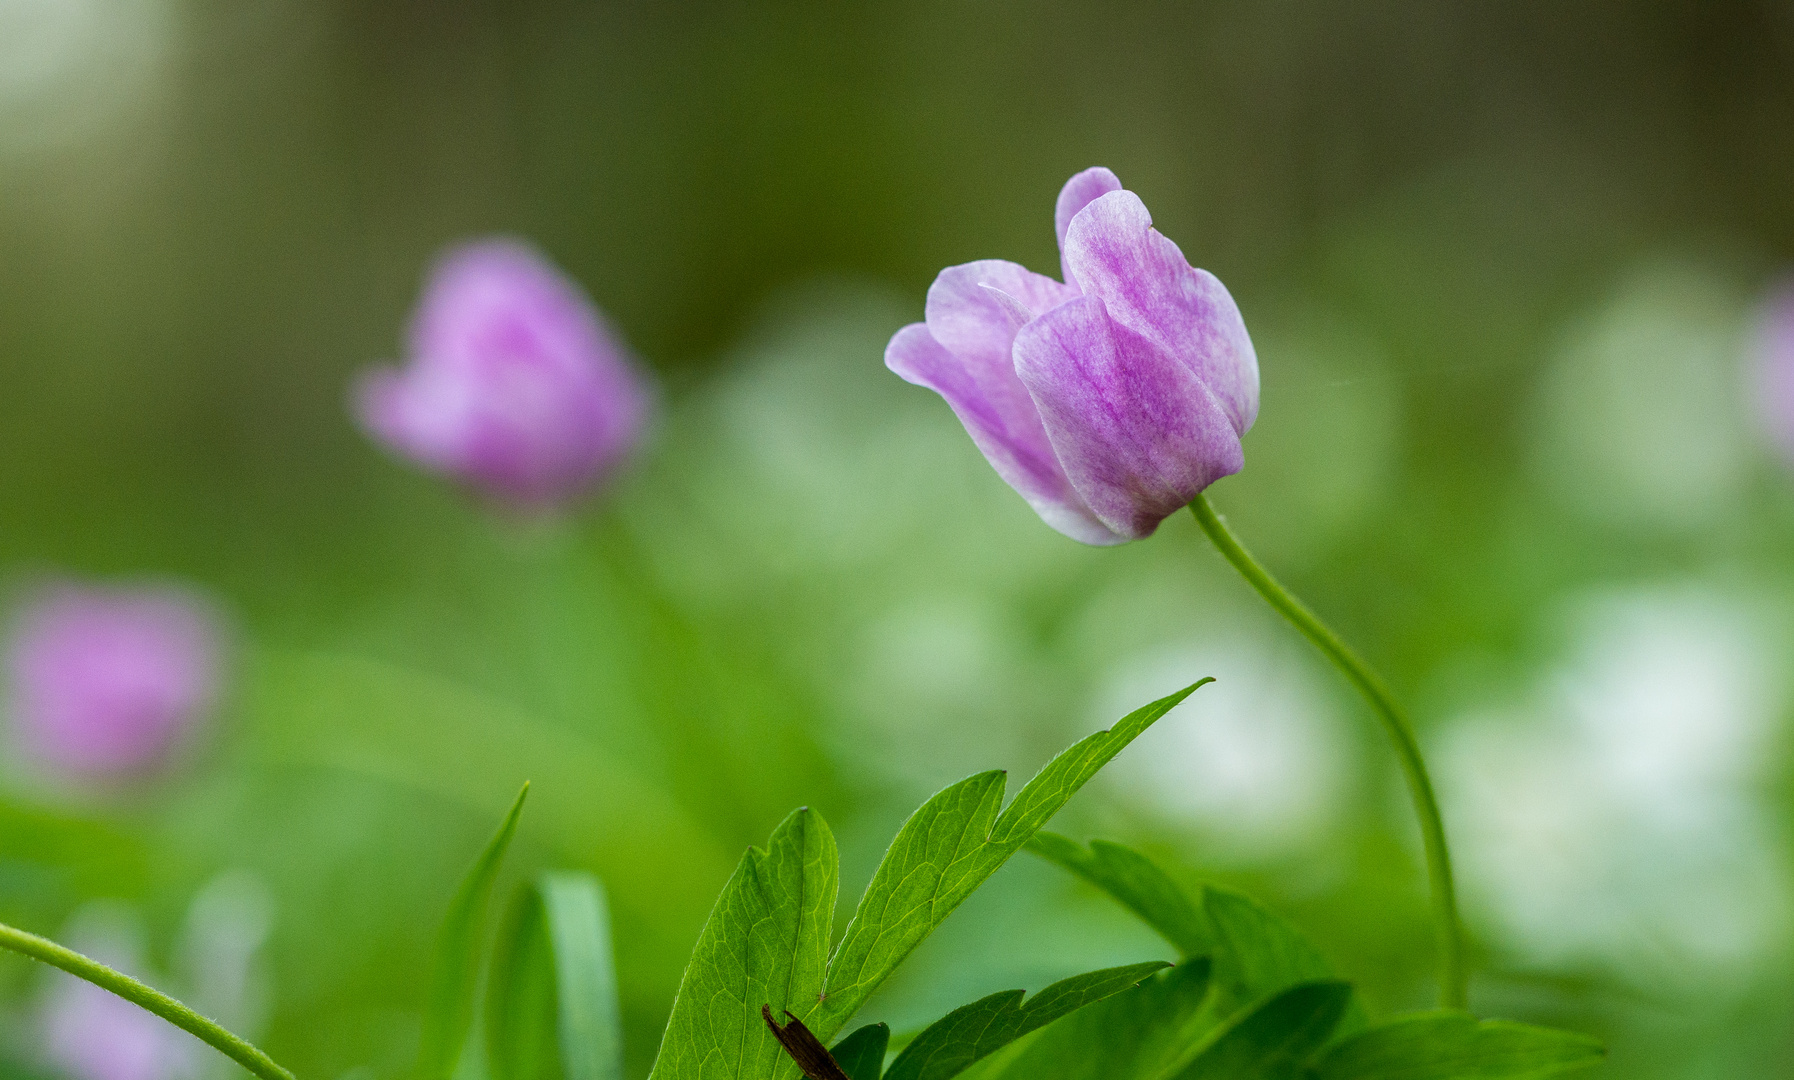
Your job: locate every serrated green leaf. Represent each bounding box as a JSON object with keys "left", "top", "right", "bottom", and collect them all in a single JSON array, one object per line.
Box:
[
  {"left": 959, "top": 960, "right": 1215, "bottom": 1080},
  {"left": 538, "top": 873, "right": 623, "bottom": 1080},
  {"left": 813, "top": 683, "right": 1207, "bottom": 1038},
  {"left": 1170, "top": 980, "right": 1352, "bottom": 1080},
  {"left": 1309, "top": 1012, "right": 1605, "bottom": 1080},
  {"left": 1201, "top": 888, "right": 1334, "bottom": 1016},
  {"left": 420, "top": 783, "right": 530, "bottom": 1080},
  {"left": 1027, "top": 833, "right": 1212, "bottom": 957},
  {"left": 830, "top": 1025, "right": 890, "bottom": 1080},
  {"left": 883, "top": 961, "right": 1171, "bottom": 1080},
  {"left": 648, "top": 807, "right": 839, "bottom": 1080},
  {"left": 1025, "top": 837, "right": 1333, "bottom": 1017},
  {"left": 647, "top": 685, "right": 1202, "bottom": 1080}
]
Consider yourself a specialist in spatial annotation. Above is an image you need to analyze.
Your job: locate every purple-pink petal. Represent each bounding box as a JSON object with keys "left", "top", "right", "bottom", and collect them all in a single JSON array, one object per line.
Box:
[
  {"left": 356, "top": 238, "right": 650, "bottom": 507},
  {"left": 1061, "top": 190, "right": 1259, "bottom": 436},
  {"left": 1013, "top": 295, "right": 1244, "bottom": 540},
  {"left": 885, "top": 313, "right": 1122, "bottom": 546},
  {"left": 1053, "top": 167, "right": 1124, "bottom": 286},
  {"left": 924, "top": 260, "right": 1079, "bottom": 367}
]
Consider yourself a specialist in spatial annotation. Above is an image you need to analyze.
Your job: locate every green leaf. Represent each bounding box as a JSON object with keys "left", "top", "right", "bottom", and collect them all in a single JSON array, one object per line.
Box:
[
  {"left": 883, "top": 962, "right": 1171, "bottom": 1080},
  {"left": 959, "top": 960, "right": 1215, "bottom": 1080},
  {"left": 421, "top": 783, "right": 531, "bottom": 1080},
  {"left": 1170, "top": 980, "right": 1352, "bottom": 1080},
  {"left": 1309, "top": 1012, "right": 1605, "bottom": 1080},
  {"left": 1201, "top": 888, "right": 1334, "bottom": 1016},
  {"left": 830, "top": 1025, "right": 890, "bottom": 1080},
  {"left": 814, "top": 683, "right": 1207, "bottom": 1037},
  {"left": 1026, "top": 833, "right": 1213, "bottom": 957},
  {"left": 1025, "top": 837, "right": 1333, "bottom": 1016},
  {"left": 487, "top": 886, "right": 560, "bottom": 1080},
  {"left": 647, "top": 685, "right": 1204, "bottom": 1080},
  {"left": 647, "top": 807, "right": 839, "bottom": 1080},
  {"left": 538, "top": 874, "right": 623, "bottom": 1080}
]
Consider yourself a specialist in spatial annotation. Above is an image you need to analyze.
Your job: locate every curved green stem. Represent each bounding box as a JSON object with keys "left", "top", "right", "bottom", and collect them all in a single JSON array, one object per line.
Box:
[
  {"left": 1189, "top": 493, "right": 1467, "bottom": 1009},
  {"left": 0, "top": 920, "right": 295, "bottom": 1080}
]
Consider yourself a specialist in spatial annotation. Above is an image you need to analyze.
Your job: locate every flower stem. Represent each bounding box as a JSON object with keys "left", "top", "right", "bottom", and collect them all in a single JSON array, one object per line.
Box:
[
  {"left": 1188, "top": 493, "right": 1467, "bottom": 1010},
  {"left": 0, "top": 920, "right": 296, "bottom": 1080}
]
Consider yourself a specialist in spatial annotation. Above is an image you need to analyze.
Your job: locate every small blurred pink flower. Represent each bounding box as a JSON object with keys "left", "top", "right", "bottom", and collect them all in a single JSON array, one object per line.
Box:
[
  {"left": 4, "top": 582, "right": 222, "bottom": 780},
  {"left": 355, "top": 238, "right": 652, "bottom": 507},
  {"left": 1752, "top": 279, "right": 1794, "bottom": 464}
]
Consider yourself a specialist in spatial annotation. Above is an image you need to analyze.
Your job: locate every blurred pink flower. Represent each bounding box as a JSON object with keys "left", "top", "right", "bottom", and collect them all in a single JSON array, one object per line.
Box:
[
  {"left": 4, "top": 583, "right": 222, "bottom": 780},
  {"left": 1752, "top": 279, "right": 1794, "bottom": 464},
  {"left": 356, "top": 238, "right": 651, "bottom": 507},
  {"left": 886, "top": 168, "right": 1258, "bottom": 544}
]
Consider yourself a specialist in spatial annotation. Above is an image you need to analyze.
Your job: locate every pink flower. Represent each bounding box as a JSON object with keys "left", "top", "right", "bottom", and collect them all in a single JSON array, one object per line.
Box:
[
  {"left": 1753, "top": 279, "right": 1794, "bottom": 464},
  {"left": 4, "top": 583, "right": 222, "bottom": 780},
  {"left": 886, "top": 168, "right": 1258, "bottom": 543},
  {"left": 356, "top": 238, "right": 651, "bottom": 507}
]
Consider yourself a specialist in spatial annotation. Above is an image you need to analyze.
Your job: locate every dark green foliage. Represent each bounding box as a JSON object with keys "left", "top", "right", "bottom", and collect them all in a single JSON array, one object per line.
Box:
[
  {"left": 829, "top": 1025, "right": 890, "bottom": 1080},
  {"left": 1171, "top": 980, "right": 1354, "bottom": 1080},
  {"left": 1309, "top": 1012, "right": 1605, "bottom": 1079},
  {"left": 1027, "top": 835, "right": 1332, "bottom": 1010},
  {"left": 882, "top": 962, "right": 1170, "bottom": 1080},
  {"left": 1201, "top": 888, "right": 1337, "bottom": 1018},
  {"left": 957, "top": 961, "right": 1217, "bottom": 1080},
  {"left": 1025, "top": 834, "right": 1213, "bottom": 957},
  {"left": 1022, "top": 836, "right": 1600, "bottom": 1079}
]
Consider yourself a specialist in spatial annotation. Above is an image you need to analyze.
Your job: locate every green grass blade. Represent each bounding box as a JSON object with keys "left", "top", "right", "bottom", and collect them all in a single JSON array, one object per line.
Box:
[
  {"left": 422, "top": 783, "right": 531, "bottom": 1080},
  {"left": 538, "top": 873, "right": 623, "bottom": 1080},
  {"left": 486, "top": 884, "right": 557, "bottom": 1080},
  {"left": 883, "top": 962, "right": 1170, "bottom": 1080}
]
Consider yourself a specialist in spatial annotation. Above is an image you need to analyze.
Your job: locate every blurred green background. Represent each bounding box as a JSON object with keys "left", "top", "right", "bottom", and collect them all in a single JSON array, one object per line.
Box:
[{"left": 3, "top": 1, "right": 1793, "bottom": 1076}]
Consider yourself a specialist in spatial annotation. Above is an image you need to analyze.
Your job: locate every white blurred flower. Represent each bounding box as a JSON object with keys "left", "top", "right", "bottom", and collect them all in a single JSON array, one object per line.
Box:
[
  {"left": 40, "top": 906, "right": 197, "bottom": 1080},
  {"left": 0, "top": 0, "right": 173, "bottom": 153},
  {"left": 1530, "top": 261, "right": 1754, "bottom": 529},
  {"left": 38, "top": 874, "right": 275, "bottom": 1080},
  {"left": 1101, "top": 636, "right": 1353, "bottom": 858},
  {"left": 1441, "top": 587, "right": 1789, "bottom": 981},
  {"left": 177, "top": 871, "right": 275, "bottom": 1079}
]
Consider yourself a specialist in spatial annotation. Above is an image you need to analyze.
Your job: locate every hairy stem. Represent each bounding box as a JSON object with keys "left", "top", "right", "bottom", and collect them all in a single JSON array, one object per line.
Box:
[
  {"left": 0, "top": 920, "right": 296, "bottom": 1080},
  {"left": 1189, "top": 493, "right": 1467, "bottom": 1009}
]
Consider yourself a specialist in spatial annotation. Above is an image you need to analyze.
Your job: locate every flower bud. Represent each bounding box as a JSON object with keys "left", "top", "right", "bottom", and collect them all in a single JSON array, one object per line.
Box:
[
  {"left": 4, "top": 582, "right": 222, "bottom": 780},
  {"left": 887, "top": 168, "right": 1258, "bottom": 543},
  {"left": 356, "top": 239, "right": 651, "bottom": 507}
]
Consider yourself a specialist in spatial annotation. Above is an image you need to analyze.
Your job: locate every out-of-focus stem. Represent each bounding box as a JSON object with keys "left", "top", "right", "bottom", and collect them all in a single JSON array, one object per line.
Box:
[
  {"left": 1189, "top": 493, "right": 1468, "bottom": 1010},
  {"left": 0, "top": 920, "right": 296, "bottom": 1080}
]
